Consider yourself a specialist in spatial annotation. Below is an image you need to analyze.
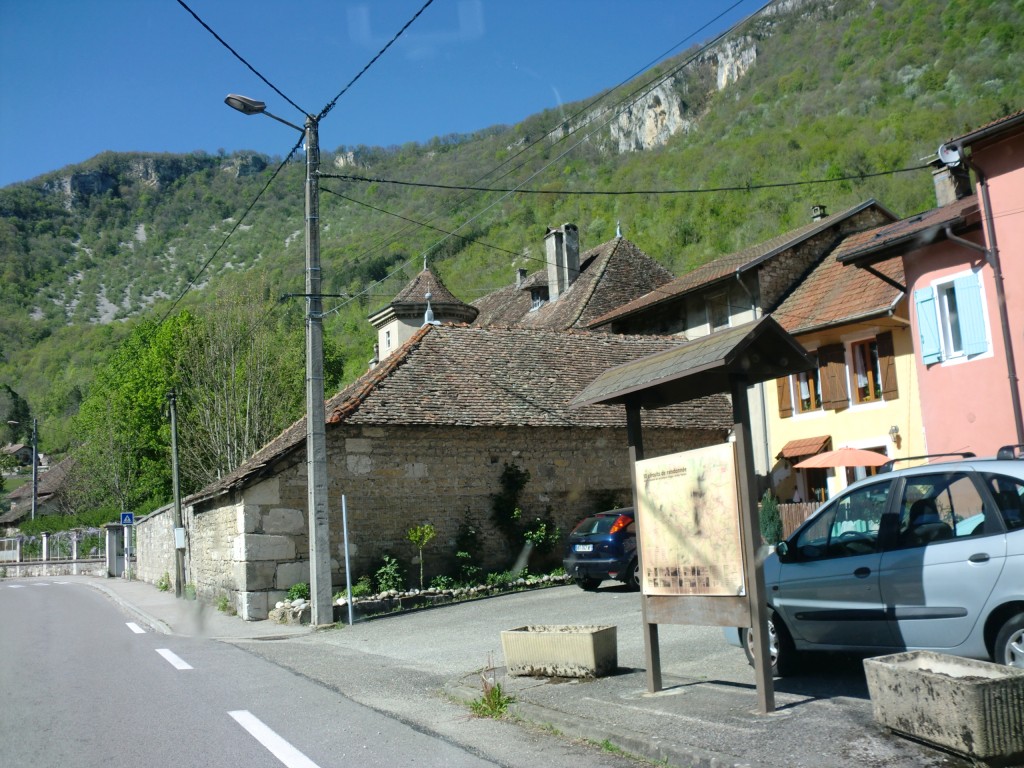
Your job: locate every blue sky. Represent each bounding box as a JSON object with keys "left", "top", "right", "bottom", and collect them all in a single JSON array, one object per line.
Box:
[{"left": 0, "top": 0, "right": 756, "bottom": 188}]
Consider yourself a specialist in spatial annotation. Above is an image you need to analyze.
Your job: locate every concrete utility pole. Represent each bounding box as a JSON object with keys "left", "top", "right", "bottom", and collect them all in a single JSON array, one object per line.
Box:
[
  {"left": 224, "top": 94, "right": 333, "bottom": 625},
  {"left": 303, "top": 115, "right": 333, "bottom": 626},
  {"left": 30, "top": 418, "right": 38, "bottom": 521},
  {"left": 168, "top": 390, "right": 186, "bottom": 598}
]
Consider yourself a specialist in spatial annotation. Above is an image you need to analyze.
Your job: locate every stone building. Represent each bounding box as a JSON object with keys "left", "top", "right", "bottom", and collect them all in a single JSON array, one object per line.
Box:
[
  {"left": 587, "top": 200, "right": 898, "bottom": 480},
  {"left": 140, "top": 323, "right": 730, "bottom": 620}
]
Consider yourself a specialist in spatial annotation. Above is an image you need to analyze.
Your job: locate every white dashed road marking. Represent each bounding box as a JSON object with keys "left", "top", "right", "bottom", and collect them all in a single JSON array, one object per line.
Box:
[
  {"left": 228, "top": 710, "right": 322, "bottom": 768},
  {"left": 155, "top": 648, "right": 193, "bottom": 670},
  {"left": 126, "top": 622, "right": 146, "bottom": 634}
]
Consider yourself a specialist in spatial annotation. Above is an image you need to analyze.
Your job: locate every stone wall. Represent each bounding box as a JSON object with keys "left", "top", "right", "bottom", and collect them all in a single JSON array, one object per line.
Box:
[
  {"left": 185, "top": 421, "right": 725, "bottom": 620},
  {"left": 135, "top": 504, "right": 176, "bottom": 586}
]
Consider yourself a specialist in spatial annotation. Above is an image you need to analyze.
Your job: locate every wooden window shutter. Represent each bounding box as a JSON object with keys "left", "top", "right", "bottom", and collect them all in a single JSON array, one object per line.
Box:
[
  {"left": 818, "top": 344, "right": 849, "bottom": 411},
  {"left": 914, "top": 287, "right": 942, "bottom": 364},
  {"left": 777, "top": 376, "right": 794, "bottom": 419},
  {"left": 877, "top": 332, "right": 899, "bottom": 400}
]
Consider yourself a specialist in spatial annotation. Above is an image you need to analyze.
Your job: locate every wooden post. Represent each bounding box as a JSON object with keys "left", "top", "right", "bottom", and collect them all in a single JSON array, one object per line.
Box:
[
  {"left": 626, "top": 401, "right": 663, "bottom": 693},
  {"left": 731, "top": 374, "right": 775, "bottom": 713}
]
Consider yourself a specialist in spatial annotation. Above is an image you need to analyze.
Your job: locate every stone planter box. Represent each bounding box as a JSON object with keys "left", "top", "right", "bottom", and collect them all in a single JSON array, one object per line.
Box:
[
  {"left": 864, "top": 651, "right": 1024, "bottom": 766},
  {"left": 501, "top": 624, "right": 617, "bottom": 678}
]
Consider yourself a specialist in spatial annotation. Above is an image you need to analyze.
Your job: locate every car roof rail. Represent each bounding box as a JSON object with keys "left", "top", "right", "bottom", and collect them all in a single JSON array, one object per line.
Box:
[
  {"left": 879, "top": 452, "right": 976, "bottom": 473},
  {"left": 996, "top": 444, "right": 1024, "bottom": 460}
]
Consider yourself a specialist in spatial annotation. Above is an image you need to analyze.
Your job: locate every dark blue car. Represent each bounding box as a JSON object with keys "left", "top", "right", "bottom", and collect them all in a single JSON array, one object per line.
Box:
[{"left": 562, "top": 508, "right": 639, "bottom": 591}]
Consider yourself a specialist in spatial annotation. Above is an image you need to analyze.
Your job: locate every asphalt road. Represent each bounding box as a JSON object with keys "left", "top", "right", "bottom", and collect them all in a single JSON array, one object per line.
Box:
[{"left": 1, "top": 579, "right": 554, "bottom": 768}]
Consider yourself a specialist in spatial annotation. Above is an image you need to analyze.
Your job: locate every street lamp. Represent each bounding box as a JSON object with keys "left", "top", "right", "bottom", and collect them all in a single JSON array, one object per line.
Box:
[{"left": 225, "top": 94, "right": 333, "bottom": 626}]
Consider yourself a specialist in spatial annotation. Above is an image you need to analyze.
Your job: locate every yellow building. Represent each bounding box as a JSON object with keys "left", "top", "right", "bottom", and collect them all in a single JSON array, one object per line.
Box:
[{"left": 769, "top": 254, "right": 926, "bottom": 502}]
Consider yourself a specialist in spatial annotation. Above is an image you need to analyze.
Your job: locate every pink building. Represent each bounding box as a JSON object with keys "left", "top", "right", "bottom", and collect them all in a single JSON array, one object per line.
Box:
[{"left": 835, "top": 109, "right": 1024, "bottom": 458}]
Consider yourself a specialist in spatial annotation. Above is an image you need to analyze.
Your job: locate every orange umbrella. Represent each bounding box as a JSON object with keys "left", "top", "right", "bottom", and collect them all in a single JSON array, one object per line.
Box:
[{"left": 793, "top": 446, "right": 889, "bottom": 469}]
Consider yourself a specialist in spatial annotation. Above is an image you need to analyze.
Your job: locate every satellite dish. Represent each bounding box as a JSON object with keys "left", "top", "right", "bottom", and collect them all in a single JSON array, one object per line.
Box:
[{"left": 937, "top": 143, "right": 961, "bottom": 167}]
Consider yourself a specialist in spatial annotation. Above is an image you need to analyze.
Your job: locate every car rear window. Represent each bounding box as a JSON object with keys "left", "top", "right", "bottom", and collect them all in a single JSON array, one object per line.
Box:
[{"left": 572, "top": 515, "right": 623, "bottom": 535}]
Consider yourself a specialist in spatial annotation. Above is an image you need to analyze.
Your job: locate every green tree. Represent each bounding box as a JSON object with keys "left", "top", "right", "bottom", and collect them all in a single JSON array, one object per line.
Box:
[{"left": 407, "top": 523, "right": 437, "bottom": 590}]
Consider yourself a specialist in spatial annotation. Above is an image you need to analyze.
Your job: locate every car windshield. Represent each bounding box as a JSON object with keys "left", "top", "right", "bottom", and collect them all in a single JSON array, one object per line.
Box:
[{"left": 572, "top": 515, "right": 625, "bottom": 535}]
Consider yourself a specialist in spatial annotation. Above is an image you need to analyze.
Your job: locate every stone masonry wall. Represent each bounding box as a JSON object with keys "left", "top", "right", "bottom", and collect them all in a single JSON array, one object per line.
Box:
[
  {"left": 135, "top": 504, "right": 176, "bottom": 586},
  {"left": 186, "top": 422, "right": 724, "bottom": 620}
]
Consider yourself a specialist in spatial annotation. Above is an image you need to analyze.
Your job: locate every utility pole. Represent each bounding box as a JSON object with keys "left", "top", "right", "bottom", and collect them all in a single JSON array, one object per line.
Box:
[
  {"left": 31, "top": 418, "right": 38, "bottom": 521},
  {"left": 224, "top": 94, "right": 333, "bottom": 626},
  {"left": 304, "top": 115, "right": 332, "bottom": 626},
  {"left": 168, "top": 390, "right": 186, "bottom": 598}
]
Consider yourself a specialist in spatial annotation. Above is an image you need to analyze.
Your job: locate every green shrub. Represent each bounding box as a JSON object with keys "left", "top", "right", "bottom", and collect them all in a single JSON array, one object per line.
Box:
[
  {"left": 350, "top": 575, "right": 373, "bottom": 598},
  {"left": 759, "top": 490, "right": 784, "bottom": 545},
  {"left": 155, "top": 571, "right": 171, "bottom": 592},
  {"left": 376, "top": 555, "right": 404, "bottom": 592},
  {"left": 456, "top": 550, "right": 480, "bottom": 586},
  {"left": 430, "top": 574, "right": 456, "bottom": 590},
  {"left": 286, "top": 582, "right": 310, "bottom": 601}
]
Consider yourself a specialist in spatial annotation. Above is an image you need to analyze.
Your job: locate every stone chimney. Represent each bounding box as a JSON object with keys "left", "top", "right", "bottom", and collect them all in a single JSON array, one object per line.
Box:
[
  {"left": 811, "top": 204, "right": 828, "bottom": 221},
  {"left": 932, "top": 162, "right": 972, "bottom": 206},
  {"left": 544, "top": 223, "right": 580, "bottom": 301}
]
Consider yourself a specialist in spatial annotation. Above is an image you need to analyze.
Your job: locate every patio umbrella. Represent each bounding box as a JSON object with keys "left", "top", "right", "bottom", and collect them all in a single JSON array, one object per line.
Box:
[{"left": 793, "top": 446, "right": 889, "bottom": 469}]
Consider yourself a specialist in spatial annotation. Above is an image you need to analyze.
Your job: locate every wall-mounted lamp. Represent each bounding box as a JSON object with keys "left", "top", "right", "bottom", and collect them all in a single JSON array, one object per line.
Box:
[{"left": 889, "top": 425, "right": 900, "bottom": 439}]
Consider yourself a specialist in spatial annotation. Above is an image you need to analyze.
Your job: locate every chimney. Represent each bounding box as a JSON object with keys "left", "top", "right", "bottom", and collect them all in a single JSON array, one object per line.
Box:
[
  {"left": 931, "top": 162, "right": 972, "bottom": 206},
  {"left": 515, "top": 268, "right": 528, "bottom": 288},
  {"left": 544, "top": 223, "right": 580, "bottom": 301},
  {"left": 811, "top": 204, "right": 828, "bottom": 221}
]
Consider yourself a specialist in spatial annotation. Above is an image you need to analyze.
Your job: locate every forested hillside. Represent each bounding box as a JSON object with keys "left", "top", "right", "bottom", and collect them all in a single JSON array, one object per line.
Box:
[{"left": 1, "top": 0, "right": 1022, "bottom": 516}]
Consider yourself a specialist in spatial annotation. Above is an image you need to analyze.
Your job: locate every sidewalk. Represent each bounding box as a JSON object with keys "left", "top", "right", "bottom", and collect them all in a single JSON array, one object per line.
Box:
[{"left": 71, "top": 574, "right": 969, "bottom": 768}]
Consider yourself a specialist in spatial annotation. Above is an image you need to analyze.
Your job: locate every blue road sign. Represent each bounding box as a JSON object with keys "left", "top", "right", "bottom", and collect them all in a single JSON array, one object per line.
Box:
[{"left": 121, "top": 513, "right": 135, "bottom": 526}]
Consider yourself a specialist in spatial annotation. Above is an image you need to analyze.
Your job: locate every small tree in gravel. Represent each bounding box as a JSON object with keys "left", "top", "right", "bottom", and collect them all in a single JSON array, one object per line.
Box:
[{"left": 407, "top": 523, "right": 436, "bottom": 590}]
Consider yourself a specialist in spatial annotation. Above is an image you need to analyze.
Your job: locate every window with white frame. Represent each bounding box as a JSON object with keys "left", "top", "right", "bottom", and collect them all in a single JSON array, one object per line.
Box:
[{"left": 914, "top": 271, "right": 988, "bottom": 364}]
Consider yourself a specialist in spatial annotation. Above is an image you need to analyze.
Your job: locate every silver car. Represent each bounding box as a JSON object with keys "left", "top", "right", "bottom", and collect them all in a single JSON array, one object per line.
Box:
[{"left": 728, "top": 449, "right": 1024, "bottom": 675}]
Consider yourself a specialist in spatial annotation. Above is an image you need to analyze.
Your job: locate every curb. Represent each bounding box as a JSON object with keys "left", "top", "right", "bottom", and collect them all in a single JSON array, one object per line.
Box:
[
  {"left": 83, "top": 580, "right": 173, "bottom": 635},
  {"left": 443, "top": 672, "right": 765, "bottom": 768}
]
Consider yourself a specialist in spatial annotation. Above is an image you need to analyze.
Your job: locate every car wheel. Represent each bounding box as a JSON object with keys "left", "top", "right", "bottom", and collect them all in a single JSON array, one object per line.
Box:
[
  {"left": 576, "top": 577, "right": 601, "bottom": 591},
  {"left": 994, "top": 612, "right": 1024, "bottom": 667},
  {"left": 743, "top": 613, "right": 799, "bottom": 677},
  {"left": 627, "top": 559, "right": 641, "bottom": 591}
]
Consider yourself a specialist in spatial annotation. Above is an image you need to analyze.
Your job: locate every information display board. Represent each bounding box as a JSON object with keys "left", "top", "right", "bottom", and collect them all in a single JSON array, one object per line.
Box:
[{"left": 634, "top": 443, "right": 744, "bottom": 597}]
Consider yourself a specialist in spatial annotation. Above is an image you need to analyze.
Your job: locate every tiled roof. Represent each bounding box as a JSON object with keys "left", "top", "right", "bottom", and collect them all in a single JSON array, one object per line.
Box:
[
  {"left": 472, "top": 237, "right": 673, "bottom": 330},
  {"left": 777, "top": 435, "right": 831, "bottom": 459},
  {"left": 946, "top": 107, "right": 1024, "bottom": 149},
  {"left": 834, "top": 196, "right": 979, "bottom": 266},
  {"left": 370, "top": 268, "right": 478, "bottom": 323},
  {"left": 188, "top": 325, "right": 731, "bottom": 504},
  {"left": 589, "top": 200, "right": 894, "bottom": 328},
  {"left": 773, "top": 252, "right": 904, "bottom": 334}
]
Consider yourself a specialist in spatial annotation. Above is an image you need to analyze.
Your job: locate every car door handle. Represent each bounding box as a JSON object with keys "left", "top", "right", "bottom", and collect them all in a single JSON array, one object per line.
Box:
[
  {"left": 968, "top": 553, "right": 990, "bottom": 563},
  {"left": 853, "top": 567, "right": 871, "bottom": 578}
]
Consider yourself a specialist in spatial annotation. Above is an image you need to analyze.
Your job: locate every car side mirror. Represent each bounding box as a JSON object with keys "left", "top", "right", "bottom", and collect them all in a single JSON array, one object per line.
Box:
[{"left": 775, "top": 540, "right": 793, "bottom": 562}]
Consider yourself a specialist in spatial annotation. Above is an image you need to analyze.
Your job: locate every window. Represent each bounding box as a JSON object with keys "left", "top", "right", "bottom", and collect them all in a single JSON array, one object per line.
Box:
[
  {"left": 896, "top": 472, "right": 988, "bottom": 548},
  {"left": 794, "top": 481, "right": 891, "bottom": 560},
  {"left": 530, "top": 287, "right": 548, "bottom": 311},
  {"left": 914, "top": 272, "right": 988, "bottom": 364},
  {"left": 706, "top": 293, "right": 730, "bottom": 331},
  {"left": 851, "top": 339, "right": 882, "bottom": 403},
  {"left": 795, "top": 355, "right": 822, "bottom": 413}
]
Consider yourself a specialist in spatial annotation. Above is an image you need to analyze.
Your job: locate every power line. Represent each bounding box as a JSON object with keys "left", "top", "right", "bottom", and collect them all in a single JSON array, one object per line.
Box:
[
  {"left": 175, "top": 0, "right": 309, "bottom": 117},
  {"left": 317, "top": 0, "right": 436, "bottom": 122},
  {"left": 321, "top": 163, "right": 933, "bottom": 196}
]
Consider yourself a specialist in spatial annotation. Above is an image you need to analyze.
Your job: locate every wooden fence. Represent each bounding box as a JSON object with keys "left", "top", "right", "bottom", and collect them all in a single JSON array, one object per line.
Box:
[{"left": 779, "top": 502, "right": 820, "bottom": 538}]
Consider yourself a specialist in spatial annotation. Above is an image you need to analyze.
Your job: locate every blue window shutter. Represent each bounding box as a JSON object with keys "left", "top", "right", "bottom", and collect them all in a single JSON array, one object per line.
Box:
[
  {"left": 914, "top": 287, "right": 942, "bottom": 364},
  {"left": 954, "top": 273, "right": 988, "bottom": 356}
]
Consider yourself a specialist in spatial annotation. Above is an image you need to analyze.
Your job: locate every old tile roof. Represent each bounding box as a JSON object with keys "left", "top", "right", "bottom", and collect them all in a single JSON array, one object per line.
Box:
[
  {"left": 588, "top": 200, "right": 894, "bottom": 328},
  {"left": 777, "top": 435, "right": 831, "bottom": 459},
  {"left": 369, "top": 267, "right": 478, "bottom": 323},
  {"left": 773, "top": 252, "right": 905, "bottom": 334},
  {"left": 0, "top": 457, "right": 75, "bottom": 523},
  {"left": 188, "top": 324, "right": 731, "bottom": 504},
  {"left": 472, "top": 237, "right": 673, "bottom": 329},
  {"left": 834, "top": 196, "right": 979, "bottom": 266},
  {"left": 946, "top": 107, "right": 1024, "bottom": 150}
]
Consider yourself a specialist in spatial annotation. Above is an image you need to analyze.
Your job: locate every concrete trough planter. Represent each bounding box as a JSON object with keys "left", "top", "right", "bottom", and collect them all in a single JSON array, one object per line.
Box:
[
  {"left": 501, "top": 624, "right": 617, "bottom": 678},
  {"left": 864, "top": 651, "right": 1024, "bottom": 766}
]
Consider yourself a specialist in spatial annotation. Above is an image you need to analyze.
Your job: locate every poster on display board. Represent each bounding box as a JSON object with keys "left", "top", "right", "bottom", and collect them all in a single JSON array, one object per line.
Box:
[{"left": 634, "top": 442, "right": 745, "bottom": 597}]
